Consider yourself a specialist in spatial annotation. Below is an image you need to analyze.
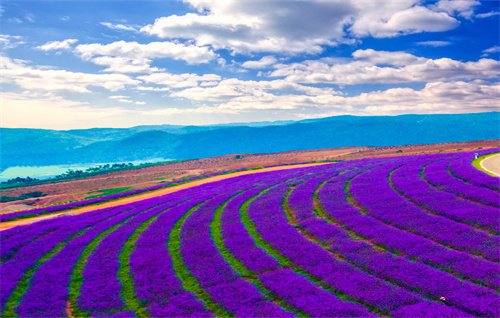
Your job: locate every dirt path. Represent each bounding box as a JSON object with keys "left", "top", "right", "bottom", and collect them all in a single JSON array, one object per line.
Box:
[
  {"left": 0, "top": 162, "right": 330, "bottom": 231},
  {"left": 480, "top": 153, "right": 500, "bottom": 177}
]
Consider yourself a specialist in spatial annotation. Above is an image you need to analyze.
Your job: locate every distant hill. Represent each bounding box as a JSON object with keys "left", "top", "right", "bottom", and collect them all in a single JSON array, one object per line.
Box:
[{"left": 1, "top": 112, "right": 499, "bottom": 170}]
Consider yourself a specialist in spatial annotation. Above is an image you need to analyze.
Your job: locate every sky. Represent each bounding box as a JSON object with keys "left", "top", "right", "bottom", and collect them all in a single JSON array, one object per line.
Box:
[{"left": 1, "top": 0, "right": 499, "bottom": 130}]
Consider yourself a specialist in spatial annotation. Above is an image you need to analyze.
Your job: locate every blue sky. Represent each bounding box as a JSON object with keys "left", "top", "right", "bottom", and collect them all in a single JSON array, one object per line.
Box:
[{"left": 1, "top": 0, "right": 499, "bottom": 129}]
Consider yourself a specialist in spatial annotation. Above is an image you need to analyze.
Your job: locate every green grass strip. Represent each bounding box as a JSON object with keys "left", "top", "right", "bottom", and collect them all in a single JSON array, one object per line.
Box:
[
  {"left": 168, "top": 202, "right": 232, "bottom": 317},
  {"left": 2, "top": 229, "right": 88, "bottom": 318},
  {"left": 211, "top": 189, "right": 307, "bottom": 318},
  {"left": 68, "top": 215, "right": 136, "bottom": 318},
  {"left": 118, "top": 210, "right": 167, "bottom": 318},
  {"left": 472, "top": 152, "right": 499, "bottom": 177},
  {"left": 241, "top": 186, "right": 387, "bottom": 316}
]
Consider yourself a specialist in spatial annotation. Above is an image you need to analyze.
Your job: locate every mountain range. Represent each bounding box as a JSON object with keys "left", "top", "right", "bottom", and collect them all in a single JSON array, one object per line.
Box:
[{"left": 1, "top": 112, "right": 499, "bottom": 171}]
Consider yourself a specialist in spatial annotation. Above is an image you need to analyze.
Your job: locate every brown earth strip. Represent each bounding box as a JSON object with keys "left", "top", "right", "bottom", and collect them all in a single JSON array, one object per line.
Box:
[{"left": 0, "top": 162, "right": 330, "bottom": 231}]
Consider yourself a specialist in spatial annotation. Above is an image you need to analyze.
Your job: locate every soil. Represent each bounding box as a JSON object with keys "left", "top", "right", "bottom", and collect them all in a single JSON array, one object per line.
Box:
[{"left": 1, "top": 139, "right": 498, "bottom": 211}]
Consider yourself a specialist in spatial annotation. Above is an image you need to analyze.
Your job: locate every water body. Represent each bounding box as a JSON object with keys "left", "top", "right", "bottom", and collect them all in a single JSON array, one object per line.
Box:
[{"left": 0, "top": 158, "right": 171, "bottom": 182}]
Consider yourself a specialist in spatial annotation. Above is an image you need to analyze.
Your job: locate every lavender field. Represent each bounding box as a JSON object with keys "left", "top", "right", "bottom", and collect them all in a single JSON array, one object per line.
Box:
[{"left": 1, "top": 150, "right": 499, "bottom": 318}]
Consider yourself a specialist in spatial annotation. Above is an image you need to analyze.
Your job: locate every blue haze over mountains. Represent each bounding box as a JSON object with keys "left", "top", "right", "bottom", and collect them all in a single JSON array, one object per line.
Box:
[{"left": 1, "top": 112, "right": 499, "bottom": 171}]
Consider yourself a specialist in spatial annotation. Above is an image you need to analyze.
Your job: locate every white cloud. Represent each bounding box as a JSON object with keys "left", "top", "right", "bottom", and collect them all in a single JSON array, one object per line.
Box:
[
  {"left": 138, "top": 72, "right": 221, "bottom": 88},
  {"left": 101, "top": 22, "right": 138, "bottom": 32},
  {"left": 350, "top": 5, "right": 460, "bottom": 38},
  {"left": 25, "top": 13, "right": 35, "bottom": 23},
  {"left": 357, "top": 80, "right": 499, "bottom": 115},
  {"left": 141, "top": 1, "right": 355, "bottom": 54},
  {"left": 483, "top": 46, "right": 500, "bottom": 54},
  {"left": 36, "top": 39, "right": 78, "bottom": 51},
  {"left": 476, "top": 11, "right": 500, "bottom": 18},
  {"left": 74, "top": 41, "right": 217, "bottom": 72},
  {"left": 431, "top": 0, "right": 479, "bottom": 19},
  {"left": 1, "top": 92, "right": 129, "bottom": 129},
  {"left": 141, "top": 1, "right": 463, "bottom": 54},
  {"left": 242, "top": 56, "right": 277, "bottom": 69},
  {"left": 270, "top": 50, "right": 500, "bottom": 85},
  {"left": 1, "top": 55, "right": 139, "bottom": 92},
  {"left": 8, "top": 18, "right": 22, "bottom": 24},
  {"left": 0, "top": 35, "right": 25, "bottom": 49},
  {"left": 170, "top": 79, "right": 498, "bottom": 115},
  {"left": 169, "top": 78, "right": 340, "bottom": 106},
  {"left": 416, "top": 40, "right": 452, "bottom": 47}
]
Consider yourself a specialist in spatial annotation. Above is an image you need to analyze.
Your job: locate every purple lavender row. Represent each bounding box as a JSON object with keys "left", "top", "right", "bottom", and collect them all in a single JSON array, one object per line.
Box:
[
  {"left": 247, "top": 183, "right": 421, "bottom": 314},
  {"left": 222, "top": 172, "right": 376, "bottom": 317},
  {"left": 0, "top": 205, "right": 129, "bottom": 262},
  {"left": 350, "top": 161, "right": 500, "bottom": 261},
  {"left": 448, "top": 156, "right": 500, "bottom": 191},
  {"left": 13, "top": 199, "right": 161, "bottom": 317},
  {"left": 424, "top": 159, "right": 500, "bottom": 207},
  {"left": 130, "top": 198, "right": 212, "bottom": 317},
  {"left": 221, "top": 185, "right": 282, "bottom": 273},
  {"left": 286, "top": 173, "right": 499, "bottom": 316},
  {"left": 0, "top": 201, "right": 142, "bottom": 313},
  {"left": 318, "top": 171, "right": 500, "bottom": 290},
  {"left": 0, "top": 161, "right": 330, "bottom": 223},
  {"left": 76, "top": 195, "right": 187, "bottom": 316},
  {"left": 391, "top": 158, "right": 500, "bottom": 233},
  {"left": 181, "top": 179, "right": 293, "bottom": 317},
  {"left": 257, "top": 268, "right": 378, "bottom": 318}
]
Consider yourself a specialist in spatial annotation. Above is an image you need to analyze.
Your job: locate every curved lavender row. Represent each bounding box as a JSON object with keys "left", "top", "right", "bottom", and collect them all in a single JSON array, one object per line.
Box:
[
  {"left": 391, "top": 159, "right": 500, "bottom": 234},
  {"left": 0, "top": 205, "right": 127, "bottom": 262},
  {"left": 131, "top": 199, "right": 212, "bottom": 317},
  {"left": 449, "top": 156, "right": 500, "bottom": 191},
  {"left": 390, "top": 300, "right": 475, "bottom": 318},
  {"left": 286, "top": 172, "right": 499, "bottom": 316},
  {"left": 351, "top": 161, "right": 500, "bottom": 261},
  {"left": 14, "top": 200, "right": 157, "bottom": 317},
  {"left": 0, "top": 161, "right": 331, "bottom": 223},
  {"left": 257, "top": 268, "right": 377, "bottom": 318},
  {"left": 181, "top": 182, "right": 292, "bottom": 317},
  {"left": 76, "top": 196, "right": 184, "bottom": 316},
  {"left": 223, "top": 173, "right": 376, "bottom": 317},
  {"left": 0, "top": 203, "right": 137, "bottom": 314},
  {"left": 221, "top": 185, "right": 282, "bottom": 273},
  {"left": 319, "top": 171, "right": 500, "bottom": 290},
  {"left": 247, "top": 183, "right": 421, "bottom": 314},
  {"left": 424, "top": 160, "right": 500, "bottom": 207}
]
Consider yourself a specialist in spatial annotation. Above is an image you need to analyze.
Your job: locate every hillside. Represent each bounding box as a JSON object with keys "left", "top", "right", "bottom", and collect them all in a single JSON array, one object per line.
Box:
[{"left": 1, "top": 112, "right": 499, "bottom": 170}]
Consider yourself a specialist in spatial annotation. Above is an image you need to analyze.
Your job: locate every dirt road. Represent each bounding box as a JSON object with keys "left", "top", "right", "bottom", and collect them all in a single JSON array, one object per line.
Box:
[
  {"left": 481, "top": 153, "right": 500, "bottom": 177},
  {"left": 0, "top": 162, "right": 330, "bottom": 231}
]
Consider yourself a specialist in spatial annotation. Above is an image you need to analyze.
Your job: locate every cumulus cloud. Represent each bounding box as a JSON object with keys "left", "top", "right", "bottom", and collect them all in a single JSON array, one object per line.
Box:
[
  {"left": 270, "top": 49, "right": 500, "bottom": 85},
  {"left": 36, "top": 39, "right": 78, "bottom": 51},
  {"left": 350, "top": 5, "right": 460, "bottom": 38},
  {"left": 241, "top": 56, "right": 277, "bottom": 69},
  {"left": 140, "top": 0, "right": 465, "bottom": 54},
  {"left": 169, "top": 78, "right": 340, "bottom": 106},
  {"left": 431, "top": 0, "right": 480, "bottom": 19},
  {"left": 170, "top": 79, "right": 498, "bottom": 115},
  {"left": 1, "top": 55, "right": 139, "bottom": 92},
  {"left": 141, "top": 0, "right": 355, "bottom": 54},
  {"left": 138, "top": 72, "right": 221, "bottom": 88},
  {"left": 74, "top": 41, "right": 217, "bottom": 73}
]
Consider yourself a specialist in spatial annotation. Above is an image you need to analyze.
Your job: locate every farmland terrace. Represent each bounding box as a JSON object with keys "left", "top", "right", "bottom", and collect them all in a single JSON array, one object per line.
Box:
[
  {"left": 0, "top": 146, "right": 498, "bottom": 317},
  {"left": 0, "top": 139, "right": 498, "bottom": 211}
]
